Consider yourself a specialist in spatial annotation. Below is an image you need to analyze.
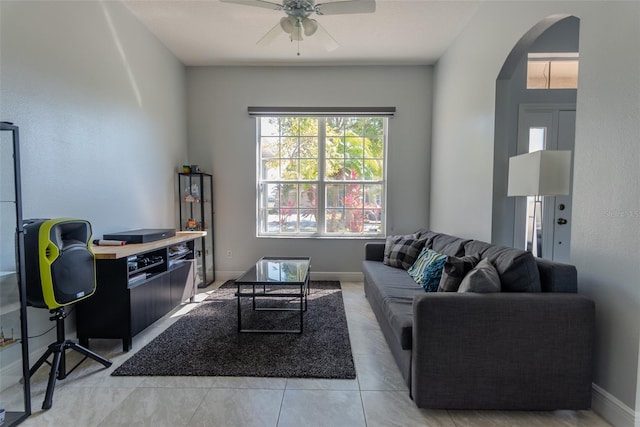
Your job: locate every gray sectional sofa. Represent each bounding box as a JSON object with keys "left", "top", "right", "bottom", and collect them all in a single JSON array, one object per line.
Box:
[{"left": 362, "top": 229, "right": 594, "bottom": 410}]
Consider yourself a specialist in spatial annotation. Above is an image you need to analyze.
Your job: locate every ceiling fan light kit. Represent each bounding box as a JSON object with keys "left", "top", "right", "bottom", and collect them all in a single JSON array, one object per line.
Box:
[
  {"left": 280, "top": 16, "right": 317, "bottom": 40},
  {"left": 221, "top": 0, "right": 376, "bottom": 54}
]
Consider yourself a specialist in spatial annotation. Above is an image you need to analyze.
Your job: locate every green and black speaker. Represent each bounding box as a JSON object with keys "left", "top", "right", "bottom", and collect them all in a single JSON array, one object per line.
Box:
[{"left": 24, "top": 218, "right": 96, "bottom": 309}]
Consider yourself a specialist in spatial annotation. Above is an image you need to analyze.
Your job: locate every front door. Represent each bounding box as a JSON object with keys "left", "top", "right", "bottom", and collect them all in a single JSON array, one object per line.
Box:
[{"left": 514, "top": 104, "right": 575, "bottom": 262}]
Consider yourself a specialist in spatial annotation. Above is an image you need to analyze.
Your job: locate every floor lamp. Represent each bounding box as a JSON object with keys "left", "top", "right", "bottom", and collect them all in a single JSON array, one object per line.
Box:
[{"left": 507, "top": 150, "right": 571, "bottom": 257}]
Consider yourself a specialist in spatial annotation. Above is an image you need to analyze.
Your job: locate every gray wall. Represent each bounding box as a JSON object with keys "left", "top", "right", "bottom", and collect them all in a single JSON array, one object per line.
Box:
[
  {"left": 431, "top": 2, "right": 640, "bottom": 425},
  {"left": 0, "top": 0, "right": 187, "bottom": 362},
  {"left": 187, "top": 66, "right": 433, "bottom": 279}
]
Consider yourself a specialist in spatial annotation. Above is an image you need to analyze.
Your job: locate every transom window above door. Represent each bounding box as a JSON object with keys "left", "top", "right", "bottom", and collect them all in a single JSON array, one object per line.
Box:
[{"left": 527, "top": 52, "right": 579, "bottom": 89}]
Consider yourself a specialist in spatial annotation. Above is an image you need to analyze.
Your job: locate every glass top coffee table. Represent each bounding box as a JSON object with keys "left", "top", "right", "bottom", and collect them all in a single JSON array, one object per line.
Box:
[{"left": 235, "top": 257, "right": 311, "bottom": 333}]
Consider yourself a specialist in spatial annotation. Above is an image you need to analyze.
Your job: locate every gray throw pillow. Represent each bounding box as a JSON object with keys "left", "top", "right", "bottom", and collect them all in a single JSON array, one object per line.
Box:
[
  {"left": 437, "top": 253, "right": 481, "bottom": 292},
  {"left": 458, "top": 258, "right": 501, "bottom": 293},
  {"left": 383, "top": 234, "right": 427, "bottom": 270}
]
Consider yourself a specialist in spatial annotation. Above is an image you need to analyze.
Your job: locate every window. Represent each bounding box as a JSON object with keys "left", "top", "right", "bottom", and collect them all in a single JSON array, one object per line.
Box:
[
  {"left": 527, "top": 52, "right": 579, "bottom": 89},
  {"left": 257, "top": 115, "right": 386, "bottom": 237}
]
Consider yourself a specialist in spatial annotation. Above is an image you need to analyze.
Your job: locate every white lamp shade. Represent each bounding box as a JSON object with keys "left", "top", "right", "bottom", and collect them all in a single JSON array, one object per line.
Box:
[{"left": 507, "top": 150, "right": 572, "bottom": 197}]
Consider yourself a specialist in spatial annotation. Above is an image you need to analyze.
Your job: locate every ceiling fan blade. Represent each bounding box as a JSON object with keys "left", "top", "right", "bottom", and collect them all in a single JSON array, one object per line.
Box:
[
  {"left": 220, "top": 0, "right": 283, "bottom": 11},
  {"left": 257, "top": 21, "right": 285, "bottom": 47},
  {"left": 315, "top": 21, "right": 339, "bottom": 52},
  {"left": 315, "top": 0, "right": 375, "bottom": 15}
]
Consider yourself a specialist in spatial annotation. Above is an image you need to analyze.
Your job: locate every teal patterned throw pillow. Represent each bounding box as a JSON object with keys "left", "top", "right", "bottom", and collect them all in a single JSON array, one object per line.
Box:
[{"left": 408, "top": 248, "right": 448, "bottom": 292}]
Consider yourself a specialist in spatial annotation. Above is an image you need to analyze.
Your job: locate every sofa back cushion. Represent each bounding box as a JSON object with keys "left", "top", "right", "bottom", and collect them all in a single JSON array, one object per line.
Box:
[
  {"left": 422, "top": 232, "right": 470, "bottom": 257},
  {"left": 535, "top": 257, "right": 578, "bottom": 292},
  {"left": 464, "top": 240, "right": 541, "bottom": 292}
]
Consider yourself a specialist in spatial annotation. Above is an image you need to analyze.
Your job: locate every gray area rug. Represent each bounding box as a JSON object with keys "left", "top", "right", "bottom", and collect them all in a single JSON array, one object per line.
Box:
[{"left": 111, "top": 280, "right": 356, "bottom": 379}]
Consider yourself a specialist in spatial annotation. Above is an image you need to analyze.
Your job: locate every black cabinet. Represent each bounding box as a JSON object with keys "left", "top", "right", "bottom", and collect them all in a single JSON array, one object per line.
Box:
[
  {"left": 0, "top": 122, "right": 31, "bottom": 426},
  {"left": 178, "top": 173, "right": 214, "bottom": 287},
  {"left": 76, "top": 235, "right": 200, "bottom": 352},
  {"left": 130, "top": 273, "right": 171, "bottom": 337}
]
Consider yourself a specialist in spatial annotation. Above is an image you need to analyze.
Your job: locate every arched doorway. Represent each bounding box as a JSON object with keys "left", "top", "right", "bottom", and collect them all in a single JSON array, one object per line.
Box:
[{"left": 491, "top": 15, "right": 580, "bottom": 262}]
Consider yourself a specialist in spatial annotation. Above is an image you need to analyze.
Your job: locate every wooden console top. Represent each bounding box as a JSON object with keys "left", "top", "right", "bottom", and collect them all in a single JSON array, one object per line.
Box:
[{"left": 91, "top": 231, "right": 206, "bottom": 259}]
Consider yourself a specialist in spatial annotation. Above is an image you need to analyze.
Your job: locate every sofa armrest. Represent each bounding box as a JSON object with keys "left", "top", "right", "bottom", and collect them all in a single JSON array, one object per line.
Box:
[
  {"left": 365, "top": 242, "right": 385, "bottom": 262},
  {"left": 411, "top": 293, "right": 594, "bottom": 410}
]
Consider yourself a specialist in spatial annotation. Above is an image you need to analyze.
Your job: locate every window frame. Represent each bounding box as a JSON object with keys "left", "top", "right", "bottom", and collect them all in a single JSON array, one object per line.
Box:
[{"left": 256, "top": 115, "right": 388, "bottom": 239}]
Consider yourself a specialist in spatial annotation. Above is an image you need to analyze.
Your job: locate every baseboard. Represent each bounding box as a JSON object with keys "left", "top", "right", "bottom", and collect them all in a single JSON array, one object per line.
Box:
[
  {"left": 592, "top": 383, "right": 638, "bottom": 427},
  {"left": 310, "top": 271, "right": 363, "bottom": 282},
  {"left": 215, "top": 271, "right": 363, "bottom": 284},
  {"left": 0, "top": 324, "right": 78, "bottom": 392},
  {"left": 213, "top": 271, "right": 245, "bottom": 283},
  {"left": 0, "top": 351, "right": 26, "bottom": 390}
]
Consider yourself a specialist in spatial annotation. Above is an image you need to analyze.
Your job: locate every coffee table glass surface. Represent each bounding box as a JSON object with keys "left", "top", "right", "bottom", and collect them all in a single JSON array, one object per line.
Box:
[
  {"left": 235, "top": 257, "right": 310, "bottom": 333},
  {"left": 237, "top": 257, "right": 310, "bottom": 284}
]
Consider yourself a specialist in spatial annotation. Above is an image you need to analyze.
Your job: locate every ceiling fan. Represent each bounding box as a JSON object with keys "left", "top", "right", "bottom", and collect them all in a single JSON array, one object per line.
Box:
[{"left": 220, "top": 0, "right": 376, "bottom": 53}]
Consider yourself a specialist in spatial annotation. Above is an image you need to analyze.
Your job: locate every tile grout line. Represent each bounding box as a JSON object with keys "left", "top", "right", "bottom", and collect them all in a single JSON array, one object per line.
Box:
[{"left": 275, "top": 385, "right": 287, "bottom": 427}]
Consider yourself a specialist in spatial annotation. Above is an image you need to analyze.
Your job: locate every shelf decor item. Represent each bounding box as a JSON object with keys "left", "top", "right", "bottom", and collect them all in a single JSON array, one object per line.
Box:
[
  {"left": 178, "top": 172, "right": 214, "bottom": 287},
  {"left": 0, "top": 122, "right": 31, "bottom": 425}
]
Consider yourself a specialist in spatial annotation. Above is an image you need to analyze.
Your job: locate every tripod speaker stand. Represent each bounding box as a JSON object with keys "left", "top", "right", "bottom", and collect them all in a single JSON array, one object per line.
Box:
[
  {"left": 29, "top": 307, "right": 112, "bottom": 409},
  {"left": 24, "top": 218, "right": 112, "bottom": 409}
]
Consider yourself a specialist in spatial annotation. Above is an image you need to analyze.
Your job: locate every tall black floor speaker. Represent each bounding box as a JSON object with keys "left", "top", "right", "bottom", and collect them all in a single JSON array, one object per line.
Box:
[{"left": 23, "top": 218, "right": 112, "bottom": 410}]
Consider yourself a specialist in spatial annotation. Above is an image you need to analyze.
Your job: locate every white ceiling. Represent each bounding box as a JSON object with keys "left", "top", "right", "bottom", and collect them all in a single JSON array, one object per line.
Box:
[{"left": 122, "top": 0, "right": 483, "bottom": 66}]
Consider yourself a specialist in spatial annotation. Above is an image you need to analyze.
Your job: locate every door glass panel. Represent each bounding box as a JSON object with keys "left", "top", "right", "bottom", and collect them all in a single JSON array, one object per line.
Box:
[
  {"left": 525, "top": 127, "right": 546, "bottom": 255},
  {"left": 528, "top": 127, "right": 546, "bottom": 152}
]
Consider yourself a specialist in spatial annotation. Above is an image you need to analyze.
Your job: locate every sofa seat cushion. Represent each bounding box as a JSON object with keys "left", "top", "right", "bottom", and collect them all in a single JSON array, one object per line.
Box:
[
  {"left": 363, "top": 260, "right": 422, "bottom": 350},
  {"left": 464, "top": 240, "right": 541, "bottom": 292}
]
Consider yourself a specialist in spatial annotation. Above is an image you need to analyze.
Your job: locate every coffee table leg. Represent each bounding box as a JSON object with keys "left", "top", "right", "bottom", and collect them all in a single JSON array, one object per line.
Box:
[
  {"left": 237, "top": 286, "right": 241, "bottom": 333},
  {"left": 300, "top": 291, "right": 304, "bottom": 333},
  {"left": 252, "top": 284, "right": 257, "bottom": 311}
]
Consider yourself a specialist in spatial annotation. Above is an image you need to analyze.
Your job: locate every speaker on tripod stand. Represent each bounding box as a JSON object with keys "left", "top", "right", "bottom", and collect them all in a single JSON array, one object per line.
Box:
[{"left": 24, "top": 218, "right": 112, "bottom": 410}]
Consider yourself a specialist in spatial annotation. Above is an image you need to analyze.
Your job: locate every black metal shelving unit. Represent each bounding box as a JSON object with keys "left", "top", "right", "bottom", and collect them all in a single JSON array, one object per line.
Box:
[
  {"left": 178, "top": 172, "right": 214, "bottom": 287},
  {"left": 0, "top": 122, "right": 31, "bottom": 426}
]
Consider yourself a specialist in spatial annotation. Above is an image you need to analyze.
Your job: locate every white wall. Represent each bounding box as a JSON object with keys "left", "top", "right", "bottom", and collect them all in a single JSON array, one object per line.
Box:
[
  {"left": 187, "top": 66, "right": 432, "bottom": 278},
  {"left": 1, "top": 0, "right": 187, "bottom": 237},
  {"left": 431, "top": 2, "right": 640, "bottom": 426},
  {"left": 1, "top": 0, "right": 187, "bottom": 358}
]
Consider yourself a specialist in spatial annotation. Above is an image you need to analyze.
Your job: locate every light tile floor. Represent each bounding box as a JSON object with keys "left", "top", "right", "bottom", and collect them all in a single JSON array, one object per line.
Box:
[{"left": 2, "top": 281, "right": 610, "bottom": 426}]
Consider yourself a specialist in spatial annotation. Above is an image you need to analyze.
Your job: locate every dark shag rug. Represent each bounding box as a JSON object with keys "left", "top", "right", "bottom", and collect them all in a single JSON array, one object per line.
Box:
[{"left": 111, "top": 280, "right": 356, "bottom": 379}]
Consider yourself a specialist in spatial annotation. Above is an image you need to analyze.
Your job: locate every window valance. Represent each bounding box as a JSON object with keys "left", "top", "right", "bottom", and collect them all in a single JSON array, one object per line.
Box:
[{"left": 247, "top": 106, "right": 396, "bottom": 117}]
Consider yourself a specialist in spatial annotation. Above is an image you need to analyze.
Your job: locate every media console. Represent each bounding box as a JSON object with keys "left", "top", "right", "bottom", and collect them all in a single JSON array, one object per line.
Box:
[{"left": 76, "top": 231, "right": 206, "bottom": 352}]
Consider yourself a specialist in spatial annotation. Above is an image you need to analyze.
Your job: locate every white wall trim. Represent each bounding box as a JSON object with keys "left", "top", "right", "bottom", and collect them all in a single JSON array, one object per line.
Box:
[
  {"left": 311, "top": 271, "right": 363, "bottom": 282},
  {"left": 0, "top": 326, "right": 78, "bottom": 392},
  {"left": 215, "top": 271, "right": 364, "bottom": 284},
  {"left": 592, "top": 383, "right": 638, "bottom": 427}
]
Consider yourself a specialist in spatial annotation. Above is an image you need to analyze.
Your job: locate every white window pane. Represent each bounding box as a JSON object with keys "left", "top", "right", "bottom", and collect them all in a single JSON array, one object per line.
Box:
[
  {"left": 549, "top": 61, "right": 579, "bottom": 89},
  {"left": 529, "top": 127, "right": 545, "bottom": 152},
  {"left": 527, "top": 61, "right": 549, "bottom": 89},
  {"left": 260, "top": 118, "right": 280, "bottom": 136}
]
